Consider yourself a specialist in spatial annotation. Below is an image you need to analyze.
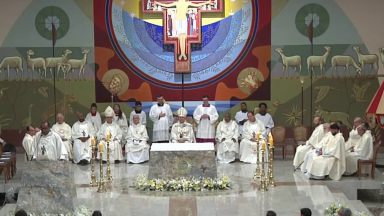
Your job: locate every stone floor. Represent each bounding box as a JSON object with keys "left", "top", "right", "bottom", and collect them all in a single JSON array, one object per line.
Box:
[{"left": 0, "top": 153, "right": 383, "bottom": 216}]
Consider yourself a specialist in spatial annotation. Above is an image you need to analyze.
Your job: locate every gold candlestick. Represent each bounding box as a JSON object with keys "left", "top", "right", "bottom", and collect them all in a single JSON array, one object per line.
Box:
[
  {"left": 268, "top": 145, "right": 275, "bottom": 188},
  {"left": 97, "top": 151, "right": 107, "bottom": 193},
  {"left": 253, "top": 140, "right": 261, "bottom": 180},
  {"left": 105, "top": 141, "right": 113, "bottom": 181},
  {"left": 90, "top": 145, "right": 98, "bottom": 187},
  {"left": 259, "top": 149, "right": 268, "bottom": 192}
]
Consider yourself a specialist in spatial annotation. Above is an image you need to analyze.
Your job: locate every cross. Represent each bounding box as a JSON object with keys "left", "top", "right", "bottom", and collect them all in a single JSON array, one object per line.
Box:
[
  {"left": 142, "top": 0, "right": 223, "bottom": 73},
  {"left": 41, "top": 146, "right": 46, "bottom": 155},
  {"left": 81, "top": 130, "right": 86, "bottom": 137},
  {"left": 252, "top": 131, "right": 256, "bottom": 138}
]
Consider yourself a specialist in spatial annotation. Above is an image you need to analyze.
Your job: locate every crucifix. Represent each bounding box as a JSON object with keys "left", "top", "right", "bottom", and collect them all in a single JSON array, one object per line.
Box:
[
  {"left": 41, "top": 145, "right": 46, "bottom": 155},
  {"left": 142, "top": 0, "right": 223, "bottom": 73}
]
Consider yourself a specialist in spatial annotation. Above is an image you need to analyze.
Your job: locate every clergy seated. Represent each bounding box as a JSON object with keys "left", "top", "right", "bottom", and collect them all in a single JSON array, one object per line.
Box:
[
  {"left": 171, "top": 107, "right": 196, "bottom": 143},
  {"left": 126, "top": 114, "right": 149, "bottom": 163},
  {"left": 345, "top": 117, "right": 365, "bottom": 150},
  {"left": 293, "top": 116, "right": 324, "bottom": 169},
  {"left": 239, "top": 111, "right": 266, "bottom": 163},
  {"left": 216, "top": 113, "right": 239, "bottom": 164},
  {"left": 345, "top": 125, "right": 373, "bottom": 175},
  {"left": 305, "top": 123, "right": 346, "bottom": 180},
  {"left": 98, "top": 106, "right": 124, "bottom": 164},
  {"left": 72, "top": 113, "right": 95, "bottom": 165},
  {"left": 52, "top": 113, "right": 73, "bottom": 160}
]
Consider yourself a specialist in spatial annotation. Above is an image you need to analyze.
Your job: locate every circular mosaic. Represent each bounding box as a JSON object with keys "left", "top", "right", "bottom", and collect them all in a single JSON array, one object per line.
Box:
[
  {"left": 35, "top": 6, "right": 70, "bottom": 40},
  {"left": 295, "top": 4, "right": 330, "bottom": 38}
]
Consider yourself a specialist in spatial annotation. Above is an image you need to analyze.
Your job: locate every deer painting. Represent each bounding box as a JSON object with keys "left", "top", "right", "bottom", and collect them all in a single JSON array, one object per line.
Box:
[{"left": 314, "top": 106, "right": 352, "bottom": 129}]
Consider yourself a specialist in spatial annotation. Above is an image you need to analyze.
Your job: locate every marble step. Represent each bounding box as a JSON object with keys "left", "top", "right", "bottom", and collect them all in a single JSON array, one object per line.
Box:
[{"left": 0, "top": 204, "right": 16, "bottom": 216}]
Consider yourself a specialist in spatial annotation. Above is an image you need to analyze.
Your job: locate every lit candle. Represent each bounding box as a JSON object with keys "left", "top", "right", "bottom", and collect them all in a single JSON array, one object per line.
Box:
[
  {"left": 261, "top": 140, "right": 266, "bottom": 150},
  {"left": 107, "top": 132, "right": 110, "bottom": 141},
  {"left": 99, "top": 142, "right": 103, "bottom": 152},
  {"left": 256, "top": 131, "right": 261, "bottom": 140},
  {"left": 91, "top": 137, "right": 95, "bottom": 146},
  {"left": 269, "top": 133, "right": 274, "bottom": 147}
]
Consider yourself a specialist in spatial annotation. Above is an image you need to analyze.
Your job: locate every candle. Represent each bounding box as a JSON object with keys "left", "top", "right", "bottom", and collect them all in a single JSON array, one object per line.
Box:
[
  {"left": 107, "top": 132, "right": 110, "bottom": 141},
  {"left": 99, "top": 142, "right": 103, "bottom": 152},
  {"left": 261, "top": 140, "right": 266, "bottom": 150},
  {"left": 269, "top": 133, "right": 274, "bottom": 147},
  {"left": 256, "top": 131, "right": 261, "bottom": 140},
  {"left": 91, "top": 137, "right": 95, "bottom": 146}
]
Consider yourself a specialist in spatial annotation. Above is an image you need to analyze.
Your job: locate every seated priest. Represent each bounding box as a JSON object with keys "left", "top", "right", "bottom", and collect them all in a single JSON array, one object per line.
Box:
[
  {"left": 293, "top": 116, "right": 324, "bottom": 170},
  {"left": 239, "top": 111, "right": 266, "bottom": 163},
  {"left": 345, "top": 117, "right": 365, "bottom": 149},
  {"left": 126, "top": 114, "right": 149, "bottom": 163},
  {"left": 52, "top": 113, "right": 73, "bottom": 160},
  {"left": 31, "top": 122, "right": 67, "bottom": 161},
  {"left": 170, "top": 107, "right": 196, "bottom": 143},
  {"left": 72, "top": 112, "right": 95, "bottom": 165},
  {"left": 216, "top": 112, "right": 239, "bottom": 163},
  {"left": 98, "top": 106, "right": 124, "bottom": 163},
  {"left": 305, "top": 123, "right": 346, "bottom": 180},
  {"left": 344, "top": 124, "right": 373, "bottom": 175}
]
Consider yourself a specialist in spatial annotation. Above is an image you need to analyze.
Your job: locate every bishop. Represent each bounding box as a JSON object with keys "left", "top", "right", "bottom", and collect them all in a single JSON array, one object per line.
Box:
[{"left": 170, "top": 107, "right": 196, "bottom": 143}]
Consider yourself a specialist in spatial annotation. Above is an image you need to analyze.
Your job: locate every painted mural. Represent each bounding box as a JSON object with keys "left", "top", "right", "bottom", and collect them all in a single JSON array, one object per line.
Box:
[{"left": 0, "top": 0, "right": 383, "bottom": 146}]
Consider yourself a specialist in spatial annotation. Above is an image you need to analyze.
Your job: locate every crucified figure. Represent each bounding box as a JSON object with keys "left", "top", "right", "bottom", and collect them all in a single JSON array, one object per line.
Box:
[{"left": 155, "top": 0, "right": 212, "bottom": 61}]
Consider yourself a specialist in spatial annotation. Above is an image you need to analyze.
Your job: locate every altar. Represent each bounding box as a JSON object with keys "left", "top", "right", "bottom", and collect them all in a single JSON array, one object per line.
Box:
[{"left": 148, "top": 143, "right": 217, "bottom": 179}]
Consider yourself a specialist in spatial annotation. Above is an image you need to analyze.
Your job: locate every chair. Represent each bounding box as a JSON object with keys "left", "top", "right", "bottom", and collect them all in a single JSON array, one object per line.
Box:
[
  {"left": 271, "top": 126, "right": 287, "bottom": 160},
  {"left": 358, "top": 140, "right": 382, "bottom": 180},
  {"left": 292, "top": 125, "right": 309, "bottom": 155}
]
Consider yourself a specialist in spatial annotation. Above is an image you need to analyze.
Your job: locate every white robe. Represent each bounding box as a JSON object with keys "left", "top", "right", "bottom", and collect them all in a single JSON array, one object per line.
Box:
[
  {"left": 22, "top": 133, "right": 34, "bottom": 160},
  {"left": 31, "top": 131, "right": 67, "bottom": 161},
  {"left": 301, "top": 131, "right": 333, "bottom": 173},
  {"left": 345, "top": 131, "right": 373, "bottom": 175},
  {"left": 52, "top": 122, "right": 73, "bottom": 160},
  {"left": 345, "top": 128, "right": 360, "bottom": 150},
  {"left": 149, "top": 104, "right": 173, "bottom": 142},
  {"left": 86, "top": 112, "right": 102, "bottom": 133},
  {"left": 239, "top": 119, "right": 267, "bottom": 163},
  {"left": 235, "top": 111, "right": 248, "bottom": 135},
  {"left": 97, "top": 122, "right": 124, "bottom": 162},
  {"left": 72, "top": 120, "right": 95, "bottom": 163},
  {"left": 129, "top": 110, "right": 147, "bottom": 126},
  {"left": 193, "top": 104, "right": 219, "bottom": 139},
  {"left": 113, "top": 113, "right": 129, "bottom": 143},
  {"left": 293, "top": 124, "right": 324, "bottom": 168},
  {"left": 170, "top": 122, "right": 196, "bottom": 143},
  {"left": 126, "top": 123, "right": 149, "bottom": 163},
  {"left": 216, "top": 120, "right": 239, "bottom": 163},
  {"left": 306, "top": 133, "right": 346, "bottom": 180},
  {"left": 255, "top": 113, "right": 274, "bottom": 136}
]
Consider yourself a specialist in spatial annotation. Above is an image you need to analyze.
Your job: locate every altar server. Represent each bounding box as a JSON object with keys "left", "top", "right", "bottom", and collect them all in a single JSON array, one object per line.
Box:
[
  {"left": 113, "top": 104, "right": 129, "bottom": 143},
  {"left": 149, "top": 94, "right": 173, "bottom": 143},
  {"left": 72, "top": 113, "right": 95, "bottom": 165},
  {"left": 126, "top": 115, "right": 149, "bottom": 163},
  {"left": 216, "top": 113, "right": 239, "bottom": 163},
  {"left": 255, "top": 103, "right": 274, "bottom": 136},
  {"left": 345, "top": 117, "right": 365, "bottom": 149},
  {"left": 98, "top": 106, "right": 124, "bottom": 163},
  {"left": 129, "top": 101, "right": 147, "bottom": 126},
  {"left": 171, "top": 107, "right": 195, "bottom": 143},
  {"left": 86, "top": 103, "right": 102, "bottom": 133},
  {"left": 193, "top": 95, "right": 219, "bottom": 143},
  {"left": 235, "top": 102, "right": 248, "bottom": 139},
  {"left": 22, "top": 125, "right": 37, "bottom": 160},
  {"left": 52, "top": 113, "right": 73, "bottom": 160}
]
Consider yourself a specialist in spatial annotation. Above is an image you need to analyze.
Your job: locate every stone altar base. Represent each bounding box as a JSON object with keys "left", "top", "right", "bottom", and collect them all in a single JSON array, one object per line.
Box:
[
  {"left": 16, "top": 161, "right": 75, "bottom": 215},
  {"left": 148, "top": 143, "right": 217, "bottom": 179}
]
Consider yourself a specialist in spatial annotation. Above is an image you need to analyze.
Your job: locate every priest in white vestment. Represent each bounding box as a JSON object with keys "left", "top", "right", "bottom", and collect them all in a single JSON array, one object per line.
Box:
[
  {"left": 170, "top": 107, "right": 196, "bottom": 143},
  {"left": 345, "top": 125, "right": 373, "bottom": 175},
  {"left": 235, "top": 102, "right": 248, "bottom": 139},
  {"left": 31, "top": 122, "right": 67, "bottom": 161},
  {"left": 193, "top": 95, "right": 219, "bottom": 143},
  {"left": 52, "top": 113, "right": 73, "bottom": 160},
  {"left": 22, "top": 125, "right": 37, "bottom": 160},
  {"left": 85, "top": 103, "right": 102, "bottom": 133},
  {"left": 293, "top": 116, "right": 324, "bottom": 169},
  {"left": 255, "top": 103, "right": 274, "bottom": 136},
  {"left": 113, "top": 104, "right": 129, "bottom": 144},
  {"left": 98, "top": 106, "right": 124, "bottom": 163},
  {"left": 216, "top": 113, "right": 239, "bottom": 163},
  {"left": 306, "top": 123, "right": 346, "bottom": 180},
  {"left": 126, "top": 115, "right": 149, "bottom": 163},
  {"left": 239, "top": 111, "right": 267, "bottom": 163},
  {"left": 129, "top": 101, "right": 147, "bottom": 126},
  {"left": 149, "top": 95, "right": 173, "bottom": 143},
  {"left": 72, "top": 113, "right": 95, "bottom": 165},
  {"left": 345, "top": 117, "right": 365, "bottom": 150}
]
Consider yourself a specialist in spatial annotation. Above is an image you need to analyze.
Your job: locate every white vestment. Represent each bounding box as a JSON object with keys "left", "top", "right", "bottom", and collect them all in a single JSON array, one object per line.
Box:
[
  {"left": 301, "top": 132, "right": 333, "bottom": 173},
  {"left": 149, "top": 104, "right": 173, "bottom": 142},
  {"left": 235, "top": 111, "right": 248, "bottom": 135},
  {"left": 170, "top": 122, "right": 196, "bottom": 143},
  {"left": 293, "top": 124, "right": 324, "bottom": 168},
  {"left": 72, "top": 120, "right": 95, "bottom": 163},
  {"left": 22, "top": 133, "right": 34, "bottom": 160},
  {"left": 345, "top": 128, "right": 360, "bottom": 150},
  {"left": 126, "top": 123, "right": 149, "bottom": 163},
  {"left": 129, "top": 110, "right": 147, "bottom": 126},
  {"left": 255, "top": 113, "right": 274, "bottom": 136},
  {"left": 306, "top": 133, "right": 346, "bottom": 180},
  {"left": 31, "top": 131, "right": 67, "bottom": 161},
  {"left": 113, "top": 113, "right": 129, "bottom": 143},
  {"left": 97, "top": 122, "right": 124, "bottom": 162},
  {"left": 52, "top": 122, "right": 73, "bottom": 160},
  {"left": 193, "top": 105, "right": 219, "bottom": 139},
  {"left": 239, "top": 119, "right": 267, "bottom": 163},
  {"left": 345, "top": 130, "right": 373, "bottom": 175},
  {"left": 216, "top": 120, "right": 239, "bottom": 163},
  {"left": 86, "top": 112, "right": 102, "bottom": 133}
]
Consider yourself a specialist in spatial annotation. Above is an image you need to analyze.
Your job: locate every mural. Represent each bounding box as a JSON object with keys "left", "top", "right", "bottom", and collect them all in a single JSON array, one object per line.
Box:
[{"left": 0, "top": 0, "right": 383, "bottom": 146}]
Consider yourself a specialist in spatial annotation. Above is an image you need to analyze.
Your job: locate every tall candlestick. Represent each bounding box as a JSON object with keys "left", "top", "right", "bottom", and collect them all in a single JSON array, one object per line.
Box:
[
  {"left": 253, "top": 140, "right": 261, "bottom": 180},
  {"left": 90, "top": 145, "right": 97, "bottom": 187},
  {"left": 268, "top": 145, "right": 275, "bottom": 188},
  {"left": 269, "top": 133, "right": 274, "bottom": 147},
  {"left": 99, "top": 142, "right": 103, "bottom": 152},
  {"left": 259, "top": 149, "right": 268, "bottom": 192},
  {"left": 97, "top": 150, "right": 106, "bottom": 193},
  {"left": 105, "top": 141, "right": 113, "bottom": 180}
]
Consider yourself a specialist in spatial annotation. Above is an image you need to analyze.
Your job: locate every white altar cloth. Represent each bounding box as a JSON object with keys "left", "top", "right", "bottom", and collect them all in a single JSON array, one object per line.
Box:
[{"left": 151, "top": 143, "right": 214, "bottom": 151}]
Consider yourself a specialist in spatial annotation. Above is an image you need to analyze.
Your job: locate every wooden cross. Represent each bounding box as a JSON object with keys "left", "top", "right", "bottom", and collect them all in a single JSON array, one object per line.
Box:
[{"left": 142, "top": 0, "right": 223, "bottom": 73}]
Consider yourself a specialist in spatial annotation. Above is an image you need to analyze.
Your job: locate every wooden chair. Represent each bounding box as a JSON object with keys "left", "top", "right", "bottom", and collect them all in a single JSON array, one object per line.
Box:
[
  {"left": 358, "top": 140, "right": 382, "bottom": 180},
  {"left": 292, "top": 125, "right": 309, "bottom": 155},
  {"left": 271, "top": 125, "right": 287, "bottom": 160}
]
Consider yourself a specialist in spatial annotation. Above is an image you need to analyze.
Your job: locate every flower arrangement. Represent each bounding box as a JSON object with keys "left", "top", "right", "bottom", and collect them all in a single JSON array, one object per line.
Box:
[
  {"left": 133, "top": 174, "right": 231, "bottom": 191},
  {"left": 7, "top": 206, "right": 93, "bottom": 216},
  {"left": 324, "top": 203, "right": 368, "bottom": 216}
]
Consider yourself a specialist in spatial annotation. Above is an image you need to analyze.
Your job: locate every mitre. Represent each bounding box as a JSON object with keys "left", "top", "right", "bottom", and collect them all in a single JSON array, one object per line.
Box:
[
  {"left": 177, "top": 107, "right": 188, "bottom": 117},
  {"left": 104, "top": 106, "right": 114, "bottom": 117}
]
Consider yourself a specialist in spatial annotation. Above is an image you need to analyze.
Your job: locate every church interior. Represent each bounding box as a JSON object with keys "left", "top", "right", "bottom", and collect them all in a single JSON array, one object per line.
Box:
[{"left": 0, "top": 0, "right": 384, "bottom": 215}]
